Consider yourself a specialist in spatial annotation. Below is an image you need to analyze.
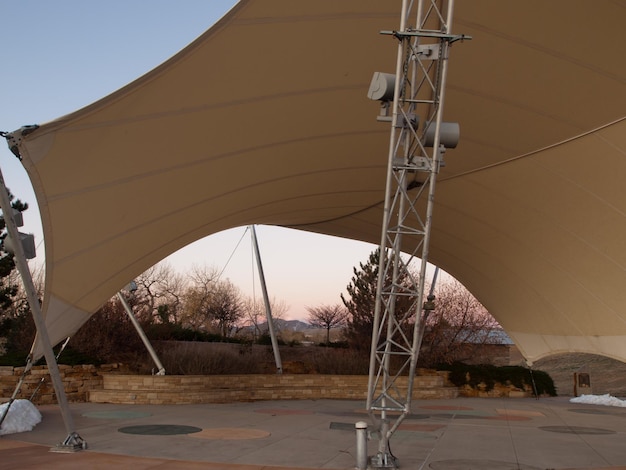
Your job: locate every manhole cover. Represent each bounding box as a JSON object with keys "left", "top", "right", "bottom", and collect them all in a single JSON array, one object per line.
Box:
[
  {"left": 420, "top": 405, "right": 474, "bottom": 411},
  {"left": 330, "top": 421, "right": 355, "bottom": 431},
  {"left": 189, "top": 428, "right": 270, "bottom": 440},
  {"left": 568, "top": 408, "right": 613, "bottom": 415},
  {"left": 254, "top": 408, "right": 314, "bottom": 415},
  {"left": 83, "top": 411, "right": 151, "bottom": 419},
  {"left": 430, "top": 459, "right": 541, "bottom": 469},
  {"left": 539, "top": 426, "right": 615, "bottom": 435},
  {"left": 119, "top": 424, "right": 202, "bottom": 435}
]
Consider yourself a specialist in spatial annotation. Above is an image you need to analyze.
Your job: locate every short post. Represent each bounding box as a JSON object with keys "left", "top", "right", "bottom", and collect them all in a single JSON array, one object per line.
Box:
[{"left": 356, "top": 421, "right": 369, "bottom": 470}]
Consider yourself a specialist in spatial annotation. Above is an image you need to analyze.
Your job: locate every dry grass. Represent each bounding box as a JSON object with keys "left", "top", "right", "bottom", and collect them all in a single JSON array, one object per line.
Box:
[
  {"left": 155, "top": 341, "right": 265, "bottom": 375},
  {"left": 152, "top": 341, "right": 369, "bottom": 375}
]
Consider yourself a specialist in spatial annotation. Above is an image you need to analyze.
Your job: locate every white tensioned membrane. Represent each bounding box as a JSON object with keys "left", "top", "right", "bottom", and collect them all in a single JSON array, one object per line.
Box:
[{"left": 13, "top": 1, "right": 626, "bottom": 363}]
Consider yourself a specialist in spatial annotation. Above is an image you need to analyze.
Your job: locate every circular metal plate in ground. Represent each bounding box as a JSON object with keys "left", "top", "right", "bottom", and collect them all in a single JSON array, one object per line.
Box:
[
  {"left": 254, "top": 408, "right": 314, "bottom": 415},
  {"left": 118, "top": 424, "right": 202, "bottom": 435},
  {"left": 539, "top": 426, "right": 616, "bottom": 435},
  {"left": 189, "top": 428, "right": 270, "bottom": 440},
  {"left": 420, "top": 405, "right": 474, "bottom": 411},
  {"left": 82, "top": 411, "right": 151, "bottom": 419},
  {"left": 318, "top": 410, "right": 366, "bottom": 418},
  {"left": 429, "top": 459, "right": 541, "bottom": 469},
  {"left": 568, "top": 408, "right": 614, "bottom": 415}
]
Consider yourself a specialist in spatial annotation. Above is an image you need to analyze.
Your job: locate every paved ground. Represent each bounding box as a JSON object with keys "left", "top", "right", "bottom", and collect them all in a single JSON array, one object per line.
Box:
[{"left": 1, "top": 397, "right": 626, "bottom": 469}]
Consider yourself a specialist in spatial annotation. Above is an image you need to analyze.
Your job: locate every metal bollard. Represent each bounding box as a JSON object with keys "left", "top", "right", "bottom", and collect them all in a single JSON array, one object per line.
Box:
[{"left": 355, "top": 421, "right": 368, "bottom": 470}]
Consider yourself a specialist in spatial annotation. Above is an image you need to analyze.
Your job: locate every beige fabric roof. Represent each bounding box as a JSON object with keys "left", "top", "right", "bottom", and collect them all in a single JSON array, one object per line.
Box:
[{"left": 15, "top": 0, "right": 626, "bottom": 363}]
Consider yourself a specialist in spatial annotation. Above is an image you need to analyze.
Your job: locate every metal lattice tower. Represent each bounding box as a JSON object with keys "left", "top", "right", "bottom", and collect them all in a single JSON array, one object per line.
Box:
[{"left": 365, "top": 1, "right": 469, "bottom": 467}]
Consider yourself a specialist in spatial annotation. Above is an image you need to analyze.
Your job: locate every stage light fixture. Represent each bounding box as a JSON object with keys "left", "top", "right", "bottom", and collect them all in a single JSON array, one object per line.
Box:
[
  {"left": 424, "top": 122, "right": 460, "bottom": 148},
  {"left": 367, "top": 72, "right": 395, "bottom": 102}
]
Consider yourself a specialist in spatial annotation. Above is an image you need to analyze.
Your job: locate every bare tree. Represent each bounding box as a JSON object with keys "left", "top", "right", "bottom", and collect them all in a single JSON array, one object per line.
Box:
[
  {"left": 419, "top": 279, "right": 500, "bottom": 366},
  {"left": 133, "top": 262, "right": 186, "bottom": 324},
  {"left": 179, "top": 265, "right": 221, "bottom": 331},
  {"left": 207, "top": 279, "right": 244, "bottom": 338},
  {"left": 241, "top": 295, "right": 288, "bottom": 340},
  {"left": 177, "top": 265, "right": 246, "bottom": 338},
  {"left": 306, "top": 304, "right": 348, "bottom": 344},
  {"left": 70, "top": 297, "right": 144, "bottom": 363}
]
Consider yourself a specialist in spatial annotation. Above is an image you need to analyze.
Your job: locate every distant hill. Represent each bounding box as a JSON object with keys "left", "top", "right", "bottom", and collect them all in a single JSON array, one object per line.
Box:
[
  {"left": 244, "top": 319, "right": 313, "bottom": 333},
  {"left": 276, "top": 319, "right": 313, "bottom": 332}
]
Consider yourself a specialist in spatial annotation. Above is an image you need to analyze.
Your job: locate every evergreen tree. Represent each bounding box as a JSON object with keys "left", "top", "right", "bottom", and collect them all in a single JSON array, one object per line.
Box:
[
  {"left": 341, "top": 249, "right": 416, "bottom": 350},
  {"left": 0, "top": 191, "right": 34, "bottom": 356},
  {"left": 341, "top": 250, "right": 381, "bottom": 349},
  {"left": 0, "top": 193, "right": 27, "bottom": 309}
]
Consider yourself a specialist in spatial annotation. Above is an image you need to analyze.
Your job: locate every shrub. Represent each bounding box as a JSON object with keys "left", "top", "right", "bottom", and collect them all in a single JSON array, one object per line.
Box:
[
  {"left": 442, "top": 362, "right": 556, "bottom": 396},
  {"left": 56, "top": 348, "right": 103, "bottom": 366},
  {"left": 317, "top": 341, "right": 349, "bottom": 348},
  {"left": 256, "top": 332, "right": 286, "bottom": 346},
  {"left": 145, "top": 323, "right": 223, "bottom": 342},
  {"left": 0, "top": 350, "right": 28, "bottom": 366}
]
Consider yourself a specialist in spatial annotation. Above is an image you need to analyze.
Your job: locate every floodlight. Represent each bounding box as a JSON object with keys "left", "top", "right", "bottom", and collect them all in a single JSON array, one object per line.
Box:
[
  {"left": 424, "top": 122, "right": 460, "bottom": 148},
  {"left": 367, "top": 72, "right": 395, "bottom": 101},
  {"left": 4, "top": 232, "right": 36, "bottom": 259},
  {"left": 12, "top": 209, "right": 23, "bottom": 227}
]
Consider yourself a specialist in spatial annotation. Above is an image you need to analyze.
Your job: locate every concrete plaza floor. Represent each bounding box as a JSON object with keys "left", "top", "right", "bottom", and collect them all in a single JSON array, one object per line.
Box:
[{"left": 1, "top": 397, "right": 626, "bottom": 469}]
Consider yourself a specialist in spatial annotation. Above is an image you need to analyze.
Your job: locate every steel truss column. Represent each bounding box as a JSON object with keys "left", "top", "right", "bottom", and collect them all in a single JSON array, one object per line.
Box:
[{"left": 366, "top": 1, "right": 468, "bottom": 467}]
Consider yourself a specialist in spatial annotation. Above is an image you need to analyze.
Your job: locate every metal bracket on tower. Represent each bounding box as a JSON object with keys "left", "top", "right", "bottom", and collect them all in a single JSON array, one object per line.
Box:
[{"left": 364, "top": 1, "right": 469, "bottom": 468}]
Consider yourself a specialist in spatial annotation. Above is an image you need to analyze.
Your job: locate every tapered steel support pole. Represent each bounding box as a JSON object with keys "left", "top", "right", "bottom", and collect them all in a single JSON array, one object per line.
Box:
[
  {"left": 0, "top": 162, "right": 85, "bottom": 451},
  {"left": 117, "top": 292, "right": 165, "bottom": 375},
  {"left": 250, "top": 225, "right": 282, "bottom": 374}
]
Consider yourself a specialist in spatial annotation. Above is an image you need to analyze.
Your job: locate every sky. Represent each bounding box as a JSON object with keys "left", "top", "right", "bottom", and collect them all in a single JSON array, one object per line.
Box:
[{"left": 0, "top": 1, "right": 385, "bottom": 321}]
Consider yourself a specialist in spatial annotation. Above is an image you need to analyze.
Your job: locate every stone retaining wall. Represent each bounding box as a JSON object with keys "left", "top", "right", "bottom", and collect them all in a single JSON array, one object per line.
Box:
[
  {"left": 0, "top": 363, "right": 127, "bottom": 405},
  {"left": 89, "top": 372, "right": 458, "bottom": 405},
  {"left": 1, "top": 363, "right": 532, "bottom": 405},
  {"left": 1, "top": 364, "right": 457, "bottom": 405}
]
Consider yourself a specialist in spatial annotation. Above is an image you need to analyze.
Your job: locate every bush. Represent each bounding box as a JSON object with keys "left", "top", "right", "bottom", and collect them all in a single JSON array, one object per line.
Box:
[
  {"left": 256, "top": 332, "right": 286, "bottom": 346},
  {"left": 0, "top": 350, "right": 28, "bottom": 366},
  {"left": 317, "top": 341, "right": 349, "bottom": 348},
  {"left": 441, "top": 362, "right": 556, "bottom": 396},
  {"left": 145, "top": 323, "right": 223, "bottom": 342},
  {"left": 0, "top": 314, "right": 35, "bottom": 358},
  {"left": 56, "top": 348, "right": 103, "bottom": 366},
  {"left": 0, "top": 346, "right": 101, "bottom": 367}
]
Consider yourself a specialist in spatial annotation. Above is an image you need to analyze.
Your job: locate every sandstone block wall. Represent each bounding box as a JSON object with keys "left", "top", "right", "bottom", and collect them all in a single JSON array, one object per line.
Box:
[{"left": 0, "top": 363, "right": 126, "bottom": 405}]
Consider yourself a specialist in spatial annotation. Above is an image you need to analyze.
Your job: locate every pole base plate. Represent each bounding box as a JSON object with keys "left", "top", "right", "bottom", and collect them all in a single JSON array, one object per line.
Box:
[{"left": 50, "top": 432, "right": 88, "bottom": 453}]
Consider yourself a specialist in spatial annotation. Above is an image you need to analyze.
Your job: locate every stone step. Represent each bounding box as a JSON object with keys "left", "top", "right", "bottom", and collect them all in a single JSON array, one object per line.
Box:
[
  {"left": 101, "top": 373, "right": 447, "bottom": 391},
  {"left": 88, "top": 386, "right": 459, "bottom": 405}
]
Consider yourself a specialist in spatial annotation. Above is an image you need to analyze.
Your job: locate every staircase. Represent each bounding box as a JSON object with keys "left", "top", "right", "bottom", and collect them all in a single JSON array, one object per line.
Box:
[{"left": 89, "top": 373, "right": 458, "bottom": 405}]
